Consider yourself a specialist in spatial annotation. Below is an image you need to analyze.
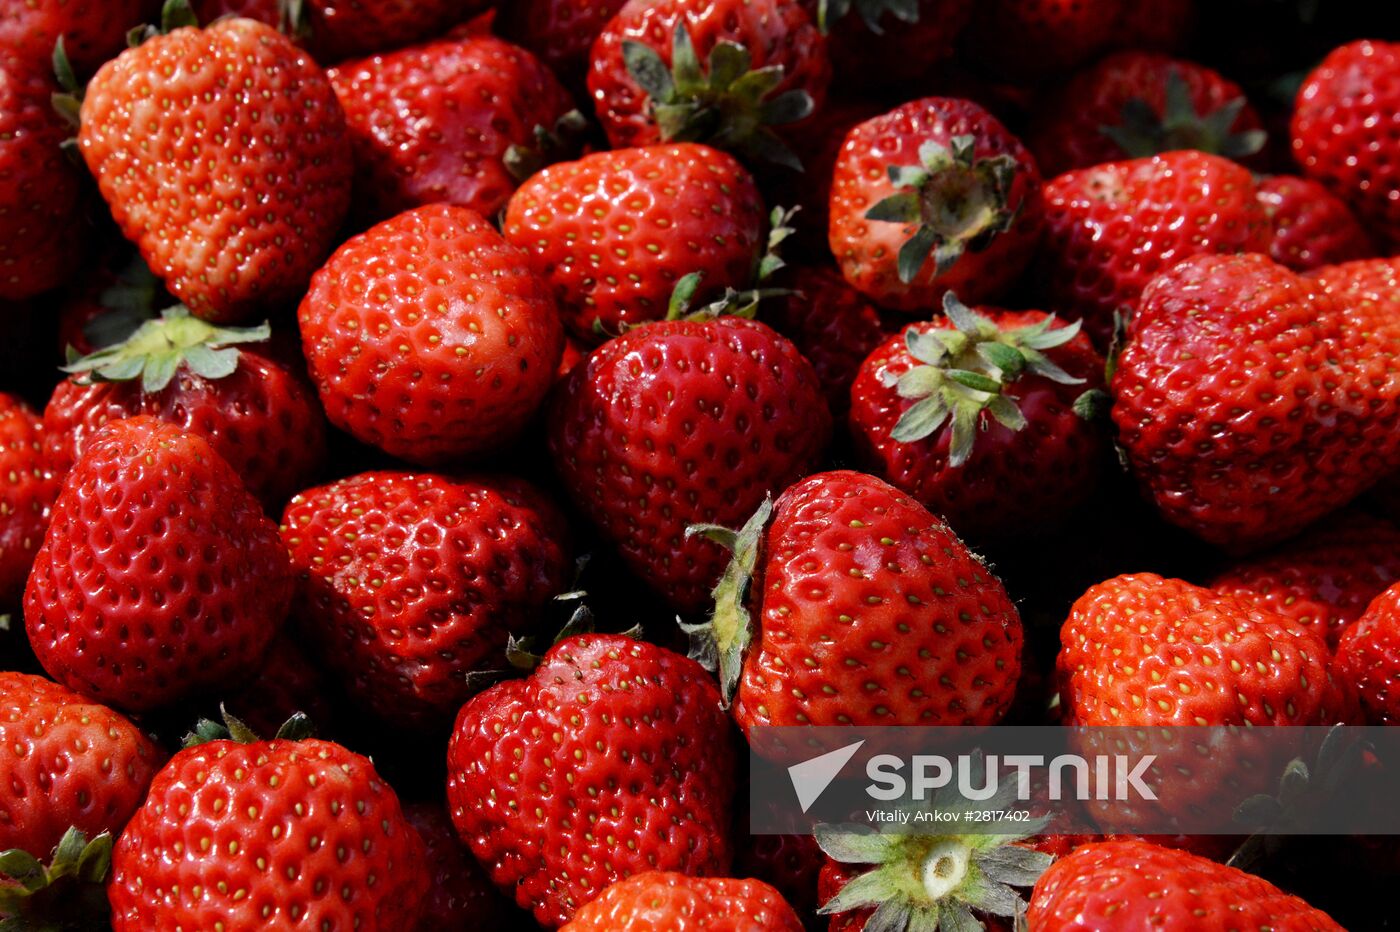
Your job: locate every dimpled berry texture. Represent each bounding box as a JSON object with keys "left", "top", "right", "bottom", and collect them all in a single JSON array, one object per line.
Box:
[
  {"left": 23, "top": 417, "right": 293, "bottom": 712},
  {"left": 404, "top": 803, "right": 517, "bottom": 927},
  {"left": 850, "top": 312, "right": 1105, "bottom": 540},
  {"left": 1257, "top": 175, "right": 1374, "bottom": 272},
  {"left": 0, "top": 672, "right": 163, "bottom": 858},
  {"left": 280, "top": 471, "right": 570, "bottom": 726},
  {"left": 328, "top": 35, "right": 575, "bottom": 224},
  {"left": 734, "top": 471, "right": 1022, "bottom": 733},
  {"left": 1037, "top": 151, "right": 1268, "bottom": 346},
  {"left": 548, "top": 317, "right": 830, "bottom": 613},
  {"left": 1111, "top": 253, "right": 1400, "bottom": 550},
  {"left": 1028, "top": 840, "right": 1345, "bottom": 930},
  {"left": 1293, "top": 41, "right": 1400, "bottom": 248},
  {"left": 0, "top": 394, "right": 58, "bottom": 604},
  {"left": 0, "top": 0, "right": 155, "bottom": 75},
  {"left": 505, "top": 144, "right": 765, "bottom": 341},
  {"left": 588, "top": 0, "right": 830, "bottom": 150},
  {"left": 447, "top": 635, "right": 736, "bottom": 928},
  {"left": 41, "top": 349, "right": 327, "bottom": 511},
  {"left": 1336, "top": 584, "right": 1400, "bottom": 724},
  {"left": 78, "top": 19, "right": 352, "bottom": 323},
  {"left": 0, "top": 62, "right": 85, "bottom": 301},
  {"left": 561, "top": 872, "right": 803, "bottom": 931},
  {"left": 108, "top": 738, "right": 429, "bottom": 931},
  {"left": 497, "top": 0, "right": 629, "bottom": 80},
  {"left": 829, "top": 97, "right": 1044, "bottom": 311}
]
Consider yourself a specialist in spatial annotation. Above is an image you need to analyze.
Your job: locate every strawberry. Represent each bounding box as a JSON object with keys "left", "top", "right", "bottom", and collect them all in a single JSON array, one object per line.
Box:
[
  {"left": 504, "top": 144, "right": 766, "bottom": 341},
  {"left": 497, "top": 0, "right": 630, "bottom": 85},
  {"left": 1110, "top": 0, "right": 1194, "bottom": 53},
  {"left": 587, "top": 0, "right": 829, "bottom": 167},
  {"left": 0, "top": 394, "right": 58, "bottom": 605},
  {"left": 828, "top": 97, "right": 1043, "bottom": 312},
  {"left": 734, "top": 831, "right": 824, "bottom": 923},
  {"left": 108, "top": 714, "right": 430, "bottom": 930},
  {"left": 1111, "top": 253, "right": 1400, "bottom": 550},
  {"left": 446, "top": 634, "right": 737, "bottom": 928},
  {"left": 42, "top": 308, "right": 326, "bottom": 510},
  {"left": 687, "top": 469, "right": 1022, "bottom": 732},
  {"left": 404, "top": 802, "right": 519, "bottom": 929},
  {"left": 298, "top": 204, "right": 564, "bottom": 465},
  {"left": 0, "top": 60, "right": 87, "bottom": 301},
  {"left": 52, "top": 250, "right": 162, "bottom": 360},
  {"left": 1257, "top": 175, "right": 1375, "bottom": 272},
  {"left": 222, "top": 633, "right": 338, "bottom": 738},
  {"left": 963, "top": 0, "right": 1124, "bottom": 80},
  {"left": 562, "top": 872, "right": 804, "bottom": 931},
  {"left": 0, "top": 0, "right": 156, "bottom": 76},
  {"left": 1292, "top": 40, "right": 1400, "bottom": 247},
  {"left": 328, "top": 34, "right": 578, "bottom": 225},
  {"left": 79, "top": 15, "right": 353, "bottom": 323},
  {"left": 547, "top": 316, "right": 830, "bottom": 613},
  {"left": 23, "top": 416, "right": 292, "bottom": 712},
  {"left": 1026, "top": 52, "right": 1266, "bottom": 177},
  {"left": 0, "top": 672, "right": 163, "bottom": 859},
  {"left": 1028, "top": 839, "right": 1344, "bottom": 930},
  {"left": 803, "top": 0, "right": 974, "bottom": 89},
  {"left": 1037, "top": 151, "right": 1269, "bottom": 346},
  {"left": 280, "top": 471, "right": 570, "bottom": 727},
  {"left": 1335, "top": 582, "right": 1400, "bottom": 724},
  {"left": 1210, "top": 512, "right": 1400, "bottom": 651},
  {"left": 848, "top": 296, "right": 1106, "bottom": 541}
]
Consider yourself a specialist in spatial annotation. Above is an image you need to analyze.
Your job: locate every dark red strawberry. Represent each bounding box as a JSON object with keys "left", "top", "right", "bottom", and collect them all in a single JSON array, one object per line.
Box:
[
  {"left": 0, "top": 0, "right": 157, "bottom": 76},
  {"left": 404, "top": 802, "right": 519, "bottom": 929},
  {"left": 447, "top": 634, "right": 737, "bottom": 928},
  {"left": 803, "top": 0, "right": 974, "bottom": 89},
  {"left": 828, "top": 97, "right": 1043, "bottom": 311},
  {"left": 298, "top": 204, "right": 563, "bottom": 465},
  {"left": 496, "top": 0, "right": 629, "bottom": 85},
  {"left": 1110, "top": 0, "right": 1194, "bottom": 53},
  {"left": 735, "top": 831, "right": 824, "bottom": 923},
  {"left": 548, "top": 316, "right": 830, "bottom": 613},
  {"left": 221, "top": 634, "right": 338, "bottom": 738},
  {"left": 0, "top": 394, "right": 58, "bottom": 606},
  {"left": 963, "top": 0, "right": 1124, "bottom": 79},
  {"left": 1257, "top": 175, "right": 1375, "bottom": 271},
  {"left": 1335, "top": 582, "right": 1400, "bottom": 724},
  {"left": 52, "top": 251, "right": 162, "bottom": 360},
  {"left": 24, "top": 416, "right": 292, "bottom": 712}
]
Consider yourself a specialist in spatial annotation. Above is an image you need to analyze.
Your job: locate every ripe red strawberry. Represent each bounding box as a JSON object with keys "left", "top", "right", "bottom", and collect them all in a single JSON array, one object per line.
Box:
[
  {"left": 42, "top": 308, "right": 326, "bottom": 510},
  {"left": 1028, "top": 839, "right": 1344, "bottom": 930},
  {"left": 222, "top": 634, "right": 338, "bottom": 738},
  {"left": 24, "top": 416, "right": 292, "bottom": 712},
  {"left": 328, "top": 35, "right": 577, "bottom": 225},
  {"left": 0, "top": 61, "right": 87, "bottom": 301},
  {"left": 79, "top": 16, "right": 352, "bottom": 323},
  {"left": 0, "top": 394, "right": 58, "bottom": 605},
  {"left": 497, "top": 0, "right": 629, "bottom": 85},
  {"left": 299, "top": 204, "right": 563, "bottom": 465},
  {"left": 828, "top": 97, "right": 1043, "bottom": 312},
  {"left": 1210, "top": 512, "right": 1400, "bottom": 651},
  {"left": 562, "top": 872, "right": 803, "bottom": 931},
  {"left": 108, "top": 715, "right": 430, "bottom": 930},
  {"left": 281, "top": 471, "right": 570, "bottom": 726},
  {"left": 802, "top": 0, "right": 974, "bottom": 88},
  {"left": 504, "top": 144, "right": 766, "bottom": 341},
  {"left": 1257, "top": 175, "right": 1374, "bottom": 271},
  {"left": 1026, "top": 52, "right": 1265, "bottom": 177},
  {"left": 588, "top": 0, "right": 829, "bottom": 166},
  {"left": 404, "top": 802, "right": 519, "bottom": 929},
  {"left": 447, "top": 634, "right": 737, "bottom": 928},
  {"left": 1292, "top": 40, "right": 1400, "bottom": 247},
  {"left": 0, "top": 672, "right": 163, "bottom": 859},
  {"left": 548, "top": 317, "right": 830, "bottom": 613},
  {"left": 0, "top": 0, "right": 156, "bottom": 75},
  {"left": 689, "top": 469, "right": 1022, "bottom": 732},
  {"left": 1112, "top": 253, "right": 1400, "bottom": 550},
  {"left": 963, "top": 0, "right": 1124, "bottom": 79},
  {"left": 848, "top": 297, "right": 1106, "bottom": 540},
  {"left": 1038, "top": 151, "right": 1269, "bottom": 346},
  {"left": 1335, "top": 582, "right": 1400, "bottom": 724}
]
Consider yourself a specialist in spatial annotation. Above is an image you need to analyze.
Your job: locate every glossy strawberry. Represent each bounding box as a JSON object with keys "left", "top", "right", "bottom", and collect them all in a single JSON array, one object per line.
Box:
[
  {"left": 299, "top": 204, "right": 563, "bottom": 465},
  {"left": 79, "top": 16, "right": 352, "bottom": 322},
  {"left": 562, "top": 872, "right": 803, "bottom": 931},
  {"left": 963, "top": 0, "right": 1124, "bottom": 79},
  {"left": 0, "top": 0, "right": 156, "bottom": 75},
  {"left": 1257, "top": 175, "right": 1374, "bottom": 272},
  {"left": 328, "top": 35, "right": 577, "bottom": 224},
  {"left": 1112, "top": 253, "right": 1400, "bottom": 550},
  {"left": 404, "top": 802, "right": 518, "bottom": 929},
  {"left": 281, "top": 471, "right": 570, "bottom": 726},
  {"left": 1335, "top": 583, "right": 1400, "bottom": 724},
  {"left": 1292, "top": 40, "right": 1400, "bottom": 247},
  {"left": 447, "top": 634, "right": 737, "bottom": 928},
  {"left": 548, "top": 316, "right": 830, "bottom": 613},
  {"left": 497, "top": 0, "right": 629, "bottom": 84},
  {"left": 1028, "top": 840, "right": 1344, "bottom": 930},
  {"left": 849, "top": 297, "right": 1106, "bottom": 540},
  {"left": 1038, "top": 151, "right": 1268, "bottom": 346},
  {"left": 829, "top": 97, "right": 1043, "bottom": 311},
  {"left": 0, "top": 394, "right": 57, "bottom": 605},
  {"left": 504, "top": 144, "right": 766, "bottom": 341},
  {"left": 24, "top": 416, "right": 292, "bottom": 712},
  {"left": 108, "top": 717, "right": 429, "bottom": 930}
]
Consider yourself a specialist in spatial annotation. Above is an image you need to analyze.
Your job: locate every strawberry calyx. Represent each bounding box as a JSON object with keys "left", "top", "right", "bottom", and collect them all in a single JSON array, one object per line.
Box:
[
  {"left": 183, "top": 708, "right": 315, "bottom": 748},
  {"left": 504, "top": 110, "right": 591, "bottom": 182},
  {"left": 818, "top": 0, "right": 921, "bottom": 33},
  {"left": 884, "top": 293, "right": 1086, "bottom": 467},
  {"left": 127, "top": 0, "right": 200, "bottom": 47},
  {"left": 61, "top": 306, "right": 270, "bottom": 393},
  {"left": 866, "top": 136, "right": 1022, "bottom": 284},
  {"left": 680, "top": 497, "right": 774, "bottom": 704},
  {"left": 0, "top": 827, "right": 114, "bottom": 930},
  {"left": 662, "top": 206, "right": 799, "bottom": 324},
  {"left": 1100, "top": 68, "right": 1267, "bottom": 162},
  {"left": 623, "top": 23, "right": 815, "bottom": 170}
]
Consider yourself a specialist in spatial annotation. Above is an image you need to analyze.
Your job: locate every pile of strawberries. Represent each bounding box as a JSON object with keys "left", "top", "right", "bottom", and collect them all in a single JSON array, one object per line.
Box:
[{"left": 1, "top": 0, "right": 1398, "bottom": 928}]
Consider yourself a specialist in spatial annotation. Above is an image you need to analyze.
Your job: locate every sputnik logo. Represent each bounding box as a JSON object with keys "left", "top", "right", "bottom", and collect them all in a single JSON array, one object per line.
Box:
[{"left": 788, "top": 740, "right": 865, "bottom": 813}]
